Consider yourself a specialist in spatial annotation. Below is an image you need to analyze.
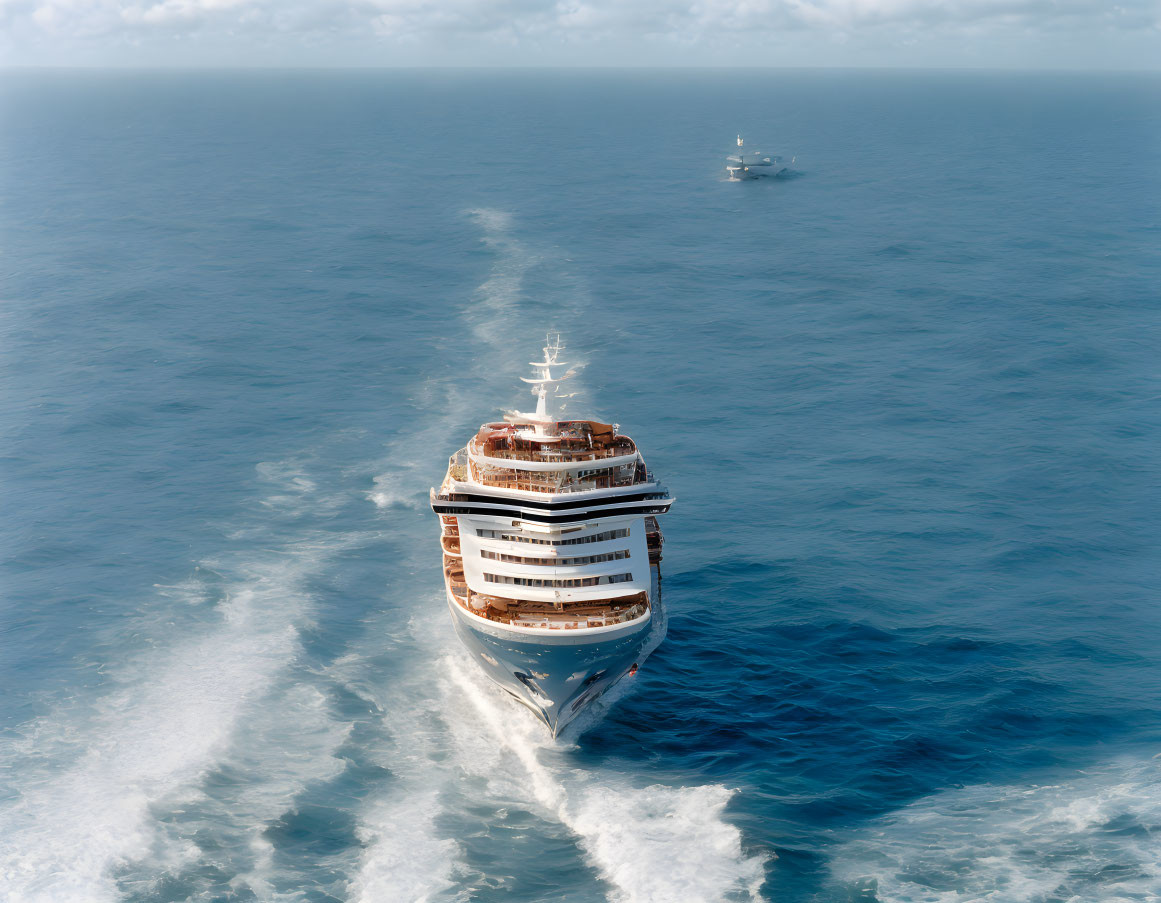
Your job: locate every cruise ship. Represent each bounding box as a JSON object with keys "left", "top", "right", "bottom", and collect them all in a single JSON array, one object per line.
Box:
[{"left": 430, "top": 337, "right": 673, "bottom": 736}]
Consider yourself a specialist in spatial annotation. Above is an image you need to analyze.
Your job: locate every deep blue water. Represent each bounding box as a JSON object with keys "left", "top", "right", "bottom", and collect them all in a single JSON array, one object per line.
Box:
[{"left": 2, "top": 70, "right": 1160, "bottom": 903}]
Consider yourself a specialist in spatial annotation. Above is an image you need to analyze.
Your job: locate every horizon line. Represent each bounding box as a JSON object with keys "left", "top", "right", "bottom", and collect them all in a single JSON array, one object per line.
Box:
[{"left": 3, "top": 63, "right": 1160, "bottom": 74}]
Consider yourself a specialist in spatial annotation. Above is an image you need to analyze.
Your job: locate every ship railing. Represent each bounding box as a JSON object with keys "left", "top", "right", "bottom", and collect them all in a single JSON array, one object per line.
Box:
[
  {"left": 459, "top": 594, "right": 647, "bottom": 629},
  {"left": 469, "top": 476, "right": 642, "bottom": 494},
  {"left": 467, "top": 467, "right": 648, "bottom": 494},
  {"left": 443, "top": 556, "right": 465, "bottom": 580},
  {"left": 446, "top": 450, "right": 469, "bottom": 483},
  {"left": 509, "top": 602, "right": 647, "bottom": 630},
  {"left": 469, "top": 444, "right": 635, "bottom": 464}
]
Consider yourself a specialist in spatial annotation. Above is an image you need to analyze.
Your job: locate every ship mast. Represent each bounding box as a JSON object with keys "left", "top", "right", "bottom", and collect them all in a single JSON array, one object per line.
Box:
[{"left": 512, "top": 333, "right": 572, "bottom": 437}]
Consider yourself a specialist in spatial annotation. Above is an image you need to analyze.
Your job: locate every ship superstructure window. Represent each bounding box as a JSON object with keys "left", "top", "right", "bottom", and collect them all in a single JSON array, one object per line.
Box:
[
  {"left": 475, "top": 528, "right": 629, "bottom": 546},
  {"left": 480, "top": 549, "right": 631, "bottom": 567},
  {"left": 483, "top": 573, "right": 634, "bottom": 588}
]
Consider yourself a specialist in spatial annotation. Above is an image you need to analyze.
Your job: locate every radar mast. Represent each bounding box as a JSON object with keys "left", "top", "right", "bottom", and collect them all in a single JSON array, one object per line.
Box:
[{"left": 509, "top": 333, "right": 574, "bottom": 436}]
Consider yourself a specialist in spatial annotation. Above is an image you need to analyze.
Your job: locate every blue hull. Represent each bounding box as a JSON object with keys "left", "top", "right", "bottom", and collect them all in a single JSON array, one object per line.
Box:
[{"left": 449, "top": 568, "right": 664, "bottom": 736}]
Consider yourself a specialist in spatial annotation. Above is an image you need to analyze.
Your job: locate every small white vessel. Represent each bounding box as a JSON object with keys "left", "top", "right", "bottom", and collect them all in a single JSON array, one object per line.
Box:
[{"left": 726, "top": 135, "right": 789, "bottom": 180}]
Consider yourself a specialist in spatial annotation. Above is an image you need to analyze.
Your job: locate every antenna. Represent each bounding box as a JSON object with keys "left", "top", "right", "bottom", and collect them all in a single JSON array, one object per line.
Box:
[{"left": 510, "top": 333, "right": 575, "bottom": 428}]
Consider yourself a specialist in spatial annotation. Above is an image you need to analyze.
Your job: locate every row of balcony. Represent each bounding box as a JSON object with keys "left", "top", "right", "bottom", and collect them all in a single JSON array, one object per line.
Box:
[{"left": 446, "top": 584, "right": 649, "bottom": 631}]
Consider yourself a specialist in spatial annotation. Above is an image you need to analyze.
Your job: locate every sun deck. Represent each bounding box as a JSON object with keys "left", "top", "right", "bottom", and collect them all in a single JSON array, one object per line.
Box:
[
  {"left": 447, "top": 420, "right": 647, "bottom": 495},
  {"left": 474, "top": 420, "right": 636, "bottom": 462}
]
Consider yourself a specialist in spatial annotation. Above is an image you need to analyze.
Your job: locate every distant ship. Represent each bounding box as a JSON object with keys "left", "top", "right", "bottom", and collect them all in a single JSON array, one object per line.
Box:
[
  {"left": 430, "top": 336, "right": 674, "bottom": 736},
  {"left": 726, "top": 135, "right": 790, "bottom": 180}
]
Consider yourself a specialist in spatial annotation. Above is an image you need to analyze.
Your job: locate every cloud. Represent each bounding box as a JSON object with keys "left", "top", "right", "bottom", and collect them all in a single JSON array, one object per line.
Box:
[
  {"left": 121, "top": 0, "right": 251, "bottom": 27},
  {"left": 1, "top": 0, "right": 1157, "bottom": 65}
]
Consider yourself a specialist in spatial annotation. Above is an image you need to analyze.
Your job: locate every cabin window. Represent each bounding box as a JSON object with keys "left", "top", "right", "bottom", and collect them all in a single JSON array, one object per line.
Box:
[
  {"left": 475, "top": 528, "right": 629, "bottom": 546},
  {"left": 480, "top": 549, "right": 631, "bottom": 566}
]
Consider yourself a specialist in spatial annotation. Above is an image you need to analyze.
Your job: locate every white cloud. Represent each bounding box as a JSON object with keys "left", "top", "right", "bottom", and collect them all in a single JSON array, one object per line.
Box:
[
  {"left": 1, "top": 0, "right": 1157, "bottom": 65},
  {"left": 122, "top": 0, "right": 251, "bottom": 27}
]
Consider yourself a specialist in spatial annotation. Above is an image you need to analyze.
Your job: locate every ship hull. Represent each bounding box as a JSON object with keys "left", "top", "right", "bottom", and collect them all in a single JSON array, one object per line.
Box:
[
  {"left": 448, "top": 567, "right": 664, "bottom": 737},
  {"left": 727, "top": 162, "right": 788, "bottom": 180}
]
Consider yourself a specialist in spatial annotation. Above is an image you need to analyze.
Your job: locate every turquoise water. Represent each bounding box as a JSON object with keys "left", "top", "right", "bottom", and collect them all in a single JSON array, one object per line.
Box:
[{"left": 2, "top": 70, "right": 1160, "bottom": 902}]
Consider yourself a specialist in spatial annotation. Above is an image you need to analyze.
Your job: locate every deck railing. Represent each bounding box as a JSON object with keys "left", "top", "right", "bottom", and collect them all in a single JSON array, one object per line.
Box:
[
  {"left": 470, "top": 443, "right": 636, "bottom": 464},
  {"left": 510, "top": 603, "right": 647, "bottom": 630},
  {"left": 450, "top": 588, "right": 648, "bottom": 630},
  {"left": 468, "top": 473, "right": 641, "bottom": 494}
]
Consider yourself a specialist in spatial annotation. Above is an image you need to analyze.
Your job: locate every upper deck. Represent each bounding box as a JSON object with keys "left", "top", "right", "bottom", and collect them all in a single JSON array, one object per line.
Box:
[
  {"left": 435, "top": 336, "right": 667, "bottom": 504},
  {"left": 473, "top": 419, "right": 636, "bottom": 464},
  {"left": 460, "top": 420, "right": 646, "bottom": 495}
]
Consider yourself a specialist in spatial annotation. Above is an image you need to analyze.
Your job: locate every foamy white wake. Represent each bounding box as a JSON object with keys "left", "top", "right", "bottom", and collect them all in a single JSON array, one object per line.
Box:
[
  {"left": 330, "top": 617, "right": 468, "bottom": 903},
  {"left": 369, "top": 466, "right": 426, "bottom": 510},
  {"left": 463, "top": 207, "right": 536, "bottom": 347},
  {"left": 147, "top": 679, "right": 353, "bottom": 901},
  {"left": 445, "top": 660, "right": 769, "bottom": 903},
  {"left": 833, "top": 757, "right": 1161, "bottom": 902},
  {"left": 341, "top": 628, "right": 768, "bottom": 903},
  {"left": 0, "top": 461, "right": 359, "bottom": 903},
  {"left": 349, "top": 791, "right": 461, "bottom": 903},
  {"left": 346, "top": 207, "right": 540, "bottom": 900}
]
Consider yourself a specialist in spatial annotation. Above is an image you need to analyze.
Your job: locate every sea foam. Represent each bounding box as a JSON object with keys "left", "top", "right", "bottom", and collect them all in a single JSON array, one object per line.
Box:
[
  {"left": 0, "top": 462, "right": 357, "bottom": 903},
  {"left": 446, "top": 659, "right": 769, "bottom": 903},
  {"left": 833, "top": 757, "right": 1161, "bottom": 902}
]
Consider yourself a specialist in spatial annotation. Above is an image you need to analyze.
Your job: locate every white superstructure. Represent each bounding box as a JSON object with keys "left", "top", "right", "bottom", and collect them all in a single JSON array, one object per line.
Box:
[{"left": 431, "top": 336, "right": 672, "bottom": 734}]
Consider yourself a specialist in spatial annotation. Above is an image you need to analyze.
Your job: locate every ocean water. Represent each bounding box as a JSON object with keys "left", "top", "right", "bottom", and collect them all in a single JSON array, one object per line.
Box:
[{"left": 1, "top": 69, "right": 1159, "bottom": 903}]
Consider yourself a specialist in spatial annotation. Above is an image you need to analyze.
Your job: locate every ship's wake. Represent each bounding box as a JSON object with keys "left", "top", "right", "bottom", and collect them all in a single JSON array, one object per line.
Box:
[
  {"left": 832, "top": 757, "right": 1161, "bottom": 902},
  {"left": 0, "top": 207, "right": 768, "bottom": 903},
  {"left": 349, "top": 208, "right": 770, "bottom": 902},
  {"left": 443, "top": 658, "right": 769, "bottom": 903},
  {"left": 331, "top": 569, "right": 766, "bottom": 903},
  {"left": 0, "top": 462, "right": 365, "bottom": 903},
  {"left": 464, "top": 207, "right": 537, "bottom": 348}
]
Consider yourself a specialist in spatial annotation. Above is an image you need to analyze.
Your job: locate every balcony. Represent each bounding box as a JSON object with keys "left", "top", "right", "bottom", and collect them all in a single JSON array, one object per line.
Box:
[{"left": 453, "top": 588, "right": 649, "bottom": 630}]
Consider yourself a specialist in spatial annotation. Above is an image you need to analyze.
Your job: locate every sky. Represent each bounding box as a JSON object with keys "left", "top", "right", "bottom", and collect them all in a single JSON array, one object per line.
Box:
[{"left": 0, "top": 0, "right": 1159, "bottom": 69}]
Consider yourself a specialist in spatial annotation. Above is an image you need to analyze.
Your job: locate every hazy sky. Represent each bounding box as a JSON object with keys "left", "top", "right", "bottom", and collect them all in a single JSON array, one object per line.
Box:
[{"left": 2, "top": 0, "right": 1159, "bottom": 69}]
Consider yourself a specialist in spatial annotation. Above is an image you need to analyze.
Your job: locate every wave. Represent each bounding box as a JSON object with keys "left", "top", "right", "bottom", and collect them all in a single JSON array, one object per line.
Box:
[
  {"left": 0, "top": 564, "right": 304, "bottom": 902},
  {"left": 369, "top": 467, "right": 426, "bottom": 510},
  {"left": 0, "top": 462, "right": 360, "bottom": 903},
  {"left": 349, "top": 791, "right": 461, "bottom": 903},
  {"left": 445, "top": 658, "right": 768, "bottom": 903},
  {"left": 463, "top": 207, "right": 536, "bottom": 347},
  {"left": 140, "top": 680, "right": 352, "bottom": 900},
  {"left": 339, "top": 623, "right": 768, "bottom": 902},
  {"left": 329, "top": 622, "right": 467, "bottom": 903},
  {"left": 365, "top": 205, "right": 571, "bottom": 506},
  {"left": 832, "top": 757, "right": 1161, "bottom": 902}
]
